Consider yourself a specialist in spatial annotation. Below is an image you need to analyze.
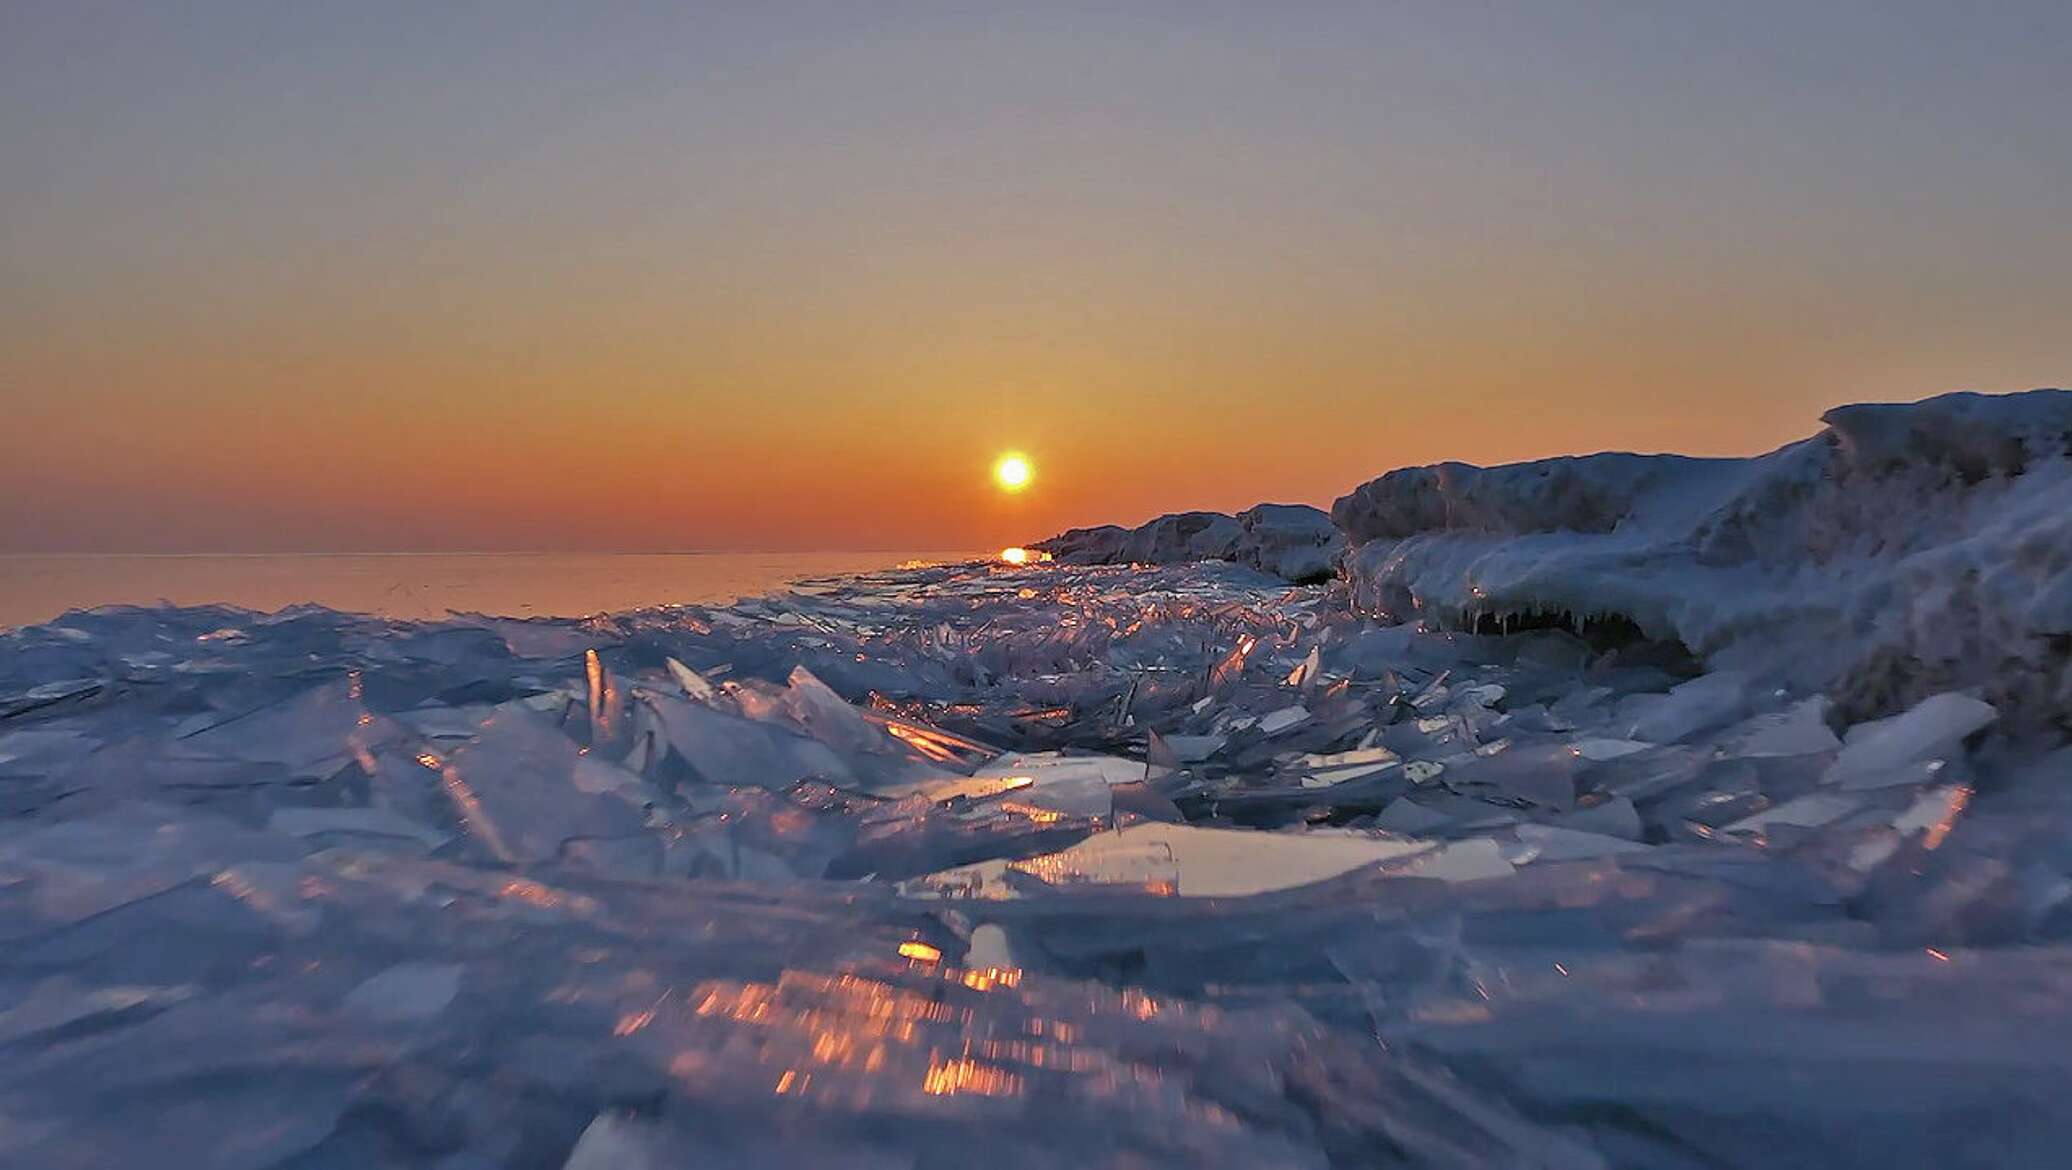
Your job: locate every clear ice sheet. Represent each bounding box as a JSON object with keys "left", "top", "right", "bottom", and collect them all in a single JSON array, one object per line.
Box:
[{"left": 0, "top": 558, "right": 2067, "bottom": 1168}]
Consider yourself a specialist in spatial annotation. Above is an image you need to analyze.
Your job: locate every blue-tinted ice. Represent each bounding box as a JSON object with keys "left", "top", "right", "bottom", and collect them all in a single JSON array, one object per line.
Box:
[{"left": 0, "top": 561, "right": 2066, "bottom": 1168}]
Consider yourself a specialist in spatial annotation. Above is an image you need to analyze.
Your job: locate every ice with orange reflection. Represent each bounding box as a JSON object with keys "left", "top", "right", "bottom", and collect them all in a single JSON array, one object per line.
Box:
[
  {"left": 922, "top": 1056, "right": 1023, "bottom": 1097},
  {"left": 0, "top": 548, "right": 2059, "bottom": 1168},
  {"left": 899, "top": 822, "right": 1437, "bottom": 900},
  {"left": 896, "top": 940, "right": 942, "bottom": 964}
]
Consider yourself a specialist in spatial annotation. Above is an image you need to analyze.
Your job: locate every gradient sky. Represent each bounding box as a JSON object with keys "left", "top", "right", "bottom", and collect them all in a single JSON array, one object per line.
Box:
[{"left": 3, "top": 1, "right": 2067, "bottom": 552}]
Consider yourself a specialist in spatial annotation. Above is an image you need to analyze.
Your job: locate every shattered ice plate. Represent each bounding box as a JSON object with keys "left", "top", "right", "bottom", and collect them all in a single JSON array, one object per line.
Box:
[{"left": 899, "top": 822, "right": 1437, "bottom": 899}]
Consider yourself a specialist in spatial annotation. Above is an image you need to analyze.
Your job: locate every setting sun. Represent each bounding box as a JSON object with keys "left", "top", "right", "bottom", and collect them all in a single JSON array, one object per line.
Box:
[{"left": 992, "top": 453, "right": 1033, "bottom": 493}]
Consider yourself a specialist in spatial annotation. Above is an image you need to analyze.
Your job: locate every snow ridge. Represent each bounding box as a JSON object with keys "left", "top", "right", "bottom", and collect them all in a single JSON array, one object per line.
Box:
[
  {"left": 1334, "top": 390, "right": 2072, "bottom": 724},
  {"left": 1034, "top": 503, "right": 1345, "bottom": 583}
]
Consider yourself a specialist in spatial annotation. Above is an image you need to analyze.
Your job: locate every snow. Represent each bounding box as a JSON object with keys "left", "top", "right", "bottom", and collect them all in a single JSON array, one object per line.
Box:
[
  {"left": 1236, "top": 502, "right": 1346, "bottom": 582},
  {"left": 1335, "top": 389, "right": 2072, "bottom": 727},
  {"left": 1033, "top": 501, "right": 1345, "bottom": 582}
]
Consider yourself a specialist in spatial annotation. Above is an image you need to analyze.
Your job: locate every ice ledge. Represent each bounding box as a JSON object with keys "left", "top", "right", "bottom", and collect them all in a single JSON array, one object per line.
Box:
[
  {"left": 1031, "top": 502, "right": 1346, "bottom": 584},
  {"left": 1333, "top": 389, "right": 2072, "bottom": 725}
]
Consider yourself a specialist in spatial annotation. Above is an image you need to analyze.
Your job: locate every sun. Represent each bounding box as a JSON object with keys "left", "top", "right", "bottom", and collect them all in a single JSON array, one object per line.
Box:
[{"left": 992, "top": 453, "right": 1033, "bottom": 492}]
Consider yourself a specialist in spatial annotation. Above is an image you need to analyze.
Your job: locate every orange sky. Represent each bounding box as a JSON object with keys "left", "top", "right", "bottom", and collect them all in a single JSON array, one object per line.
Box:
[{"left": 3, "top": 4, "right": 2066, "bottom": 552}]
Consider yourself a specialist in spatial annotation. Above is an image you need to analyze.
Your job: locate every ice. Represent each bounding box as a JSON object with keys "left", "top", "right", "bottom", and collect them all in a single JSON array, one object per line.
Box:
[
  {"left": 1721, "top": 792, "right": 1866, "bottom": 836},
  {"left": 964, "top": 921, "right": 1019, "bottom": 968},
  {"left": 1570, "top": 737, "right": 1651, "bottom": 760},
  {"left": 1032, "top": 501, "right": 1344, "bottom": 583},
  {"left": 435, "top": 709, "right": 652, "bottom": 863},
  {"left": 342, "top": 961, "right": 464, "bottom": 1022},
  {"left": 635, "top": 689, "right": 854, "bottom": 790},
  {"left": 664, "top": 655, "right": 717, "bottom": 701},
  {"left": 1004, "top": 767, "right": 1112, "bottom": 817},
  {"left": 1824, "top": 691, "right": 1998, "bottom": 789},
  {"left": 0, "top": 728, "right": 92, "bottom": 768},
  {"left": 0, "top": 677, "right": 103, "bottom": 719},
  {"left": 0, "top": 978, "right": 195, "bottom": 1047},
  {"left": 982, "top": 750, "right": 1144, "bottom": 789},
  {"left": 1714, "top": 695, "right": 1840, "bottom": 757},
  {"left": 906, "top": 750, "right": 1153, "bottom": 820},
  {"left": 1403, "top": 759, "right": 1447, "bottom": 784},
  {"left": 1256, "top": 703, "right": 1311, "bottom": 735},
  {"left": 774, "top": 665, "right": 887, "bottom": 753},
  {"left": 1, "top": 522, "right": 2068, "bottom": 1166},
  {"left": 267, "top": 806, "right": 453, "bottom": 850},
  {"left": 561, "top": 1115, "right": 664, "bottom": 1170},
  {"left": 179, "top": 678, "right": 403, "bottom": 775},
  {"left": 1552, "top": 794, "right": 1643, "bottom": 839},
  {"left": 1300, "top": 745, "right": 1400, "bottom": 787},
  {"left": 3, "top": 1068, "right": 350, "bottom": 1169},
  {"left": 0, "top": 807, "right": 302, "bottom": 933},
  {"left": 1390, "top": 941, "right": 2072, "bottom": 1169},
  {"left": 1376, "top": 797, "right": 1457, "bottom": 835},
  {"left": 1236, "top": 502, "right": 1347, "bottom": 583},
  {"left": 1505, "top": 824, "right": 1650, "bottom": 864},
  {"left": 1445, "top": 741, "right": 1584, "bottom": 810},
  {"left": 1625, "top": 670, "right": 1749, "bottom": 743},
  {"left": 901, "top": 822, "right": 1436, "bottom": 899},
  {"left": 1162, "top": 733, "right": 1227, "bottom": 762},
  {"left": 1335, "top": 390, "right": 2072, "bottom": 728},
  {"left": 1386, "top": 837, "right": 1516, "bottom": 882}
]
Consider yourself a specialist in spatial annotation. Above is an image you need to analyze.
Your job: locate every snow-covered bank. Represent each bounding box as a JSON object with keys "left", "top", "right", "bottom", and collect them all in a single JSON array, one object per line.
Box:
[
  {"left": 1033, "top": 502, "right": 1345, "bottom": 583},
  {"left": 1335, "top": 390, "right": 2072, "bottom": 726}
]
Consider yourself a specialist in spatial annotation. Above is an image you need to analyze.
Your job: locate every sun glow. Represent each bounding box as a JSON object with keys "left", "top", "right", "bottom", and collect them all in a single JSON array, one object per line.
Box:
[{"left": 992, "top": 453, "right": 1033, "bottom": 492}]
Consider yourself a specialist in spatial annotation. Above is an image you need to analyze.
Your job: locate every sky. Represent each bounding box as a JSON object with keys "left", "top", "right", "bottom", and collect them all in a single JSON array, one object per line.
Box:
[{"left": 2, "top": 1, "right": 2067, "bottom": 553}]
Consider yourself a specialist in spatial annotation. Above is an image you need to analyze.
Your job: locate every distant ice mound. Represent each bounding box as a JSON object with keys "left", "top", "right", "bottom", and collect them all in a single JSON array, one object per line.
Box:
[
  {"left": 1236, "top": 503, "right": 1345, "bottom": 583},
  {"left": 1334, "top": 389, "right": 2072, "bottom": 725},
  {"left": 1033, "top": 504, "right": 1345, "bottom": 583}
]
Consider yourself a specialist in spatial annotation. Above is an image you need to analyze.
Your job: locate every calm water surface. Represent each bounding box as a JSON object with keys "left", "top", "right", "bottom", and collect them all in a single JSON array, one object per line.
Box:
[{"left": 0, "top": 552, "right": 980, "bottom": 629}]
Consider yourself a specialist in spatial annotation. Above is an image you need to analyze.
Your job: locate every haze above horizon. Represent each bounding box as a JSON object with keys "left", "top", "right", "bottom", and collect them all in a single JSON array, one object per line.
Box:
[{"left": 4, "top": 2, "right": 2067, "bottom": 553}]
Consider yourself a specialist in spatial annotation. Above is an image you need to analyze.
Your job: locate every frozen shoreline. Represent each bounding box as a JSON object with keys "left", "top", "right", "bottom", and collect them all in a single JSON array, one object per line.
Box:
[
  {"left": 1034, "top": 389, "right": 2072, "bottom": 731},
  {"left": 1334, "top": 390, "right": 2072, "bottom": 729},
  {"left": 3, "top": 544, "right": 2068, "bottom": 1166}
]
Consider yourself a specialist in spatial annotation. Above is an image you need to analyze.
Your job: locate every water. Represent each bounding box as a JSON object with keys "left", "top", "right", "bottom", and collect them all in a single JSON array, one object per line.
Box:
[{"left": 0, "top": 551, "right": 980, "bottom": 628}]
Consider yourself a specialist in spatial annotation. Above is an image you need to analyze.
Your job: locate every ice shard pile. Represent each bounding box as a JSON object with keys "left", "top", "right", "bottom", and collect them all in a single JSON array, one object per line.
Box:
[
  {"left": 1033, "top": 503, "right": 1345, "bottom": 584},
  {"left": 4, "top": 505, "right": 2072, "bottom": 1161},
  {"left": 1334, "top": 389, "right": 2072, "bottom": 727}
]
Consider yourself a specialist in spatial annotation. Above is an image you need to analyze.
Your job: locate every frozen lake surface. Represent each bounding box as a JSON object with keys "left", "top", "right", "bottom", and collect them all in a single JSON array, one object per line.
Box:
[
  {"left": 0, "top": 551, "right": 978, "bottom": 628},
  {"left": 0, "top": 556, "right": 2067, "bottom": 1168}
]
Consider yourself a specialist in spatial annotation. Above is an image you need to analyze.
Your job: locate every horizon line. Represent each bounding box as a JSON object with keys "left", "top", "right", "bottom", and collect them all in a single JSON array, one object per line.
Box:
[{"left": 0, "top": 547, "right": 991, "bottom": 559}]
